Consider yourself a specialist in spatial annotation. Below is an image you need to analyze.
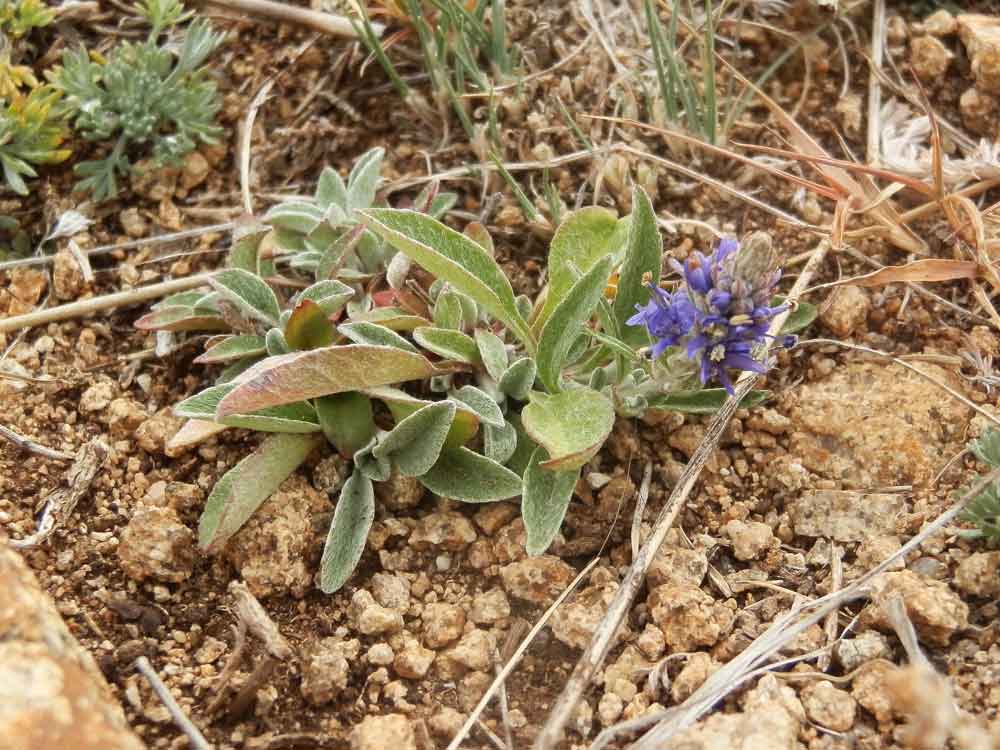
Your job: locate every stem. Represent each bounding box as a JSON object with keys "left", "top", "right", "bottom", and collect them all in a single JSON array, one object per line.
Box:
[{"left": 196, "top": 0, "right": 369, "bottom": 38}]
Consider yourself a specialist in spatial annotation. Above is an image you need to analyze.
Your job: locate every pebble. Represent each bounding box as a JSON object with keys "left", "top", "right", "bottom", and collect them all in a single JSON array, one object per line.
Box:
[
  {"left": 375, "top": 469, "right": 425, "bottom": 510},
  {"left": 954, "top": 551, "right": 1000, "bottom": 597},
  {"left": 500, "top": 555, "right": 576, "bottom": 604},
  {"left": 106, "top": 398, "right": 148, "bottom": 437},
  {"left": 910, "top": 35, "right": 952, "bottom": 81},
  {"left": 354, "top": 593, "right": 404, "bottom": 636},
  {"left": 958, "top": 14, "right": 1000, "bottom": 94},
  {"left": 852, "top": 661, "right": 899, "bottom": 723},
  {"left": 923, "top": 9, "right": 957, "bottom": 36},
  {"left": 647, "top": 535, "right": 708, "bottom": 589},
  {"left": 863, "top": 570, "right": 968, "bottom": 646},
  {"left": 367, "top": 643, "right": 395, "bottom": 666},
  {"left": 636, "top": 623, "right": 666, "bottom": 661},
  {"left": 371, "top": 572, "right": 411, "bottom": 612},
  {"left": 647, "top": 584, "right": 734, "bottom": 651},
  {"left": 394, "top": 637, "right": 435, "bottom": 679},
  {"left": 551, "top": 570, "right": 620, "bottom": 650},
  {"left": 597, "top": 692, "right": 623, "bottom": 726},
  {"left": 194, "top": 637, "right": 226, "bottom": 665},
  {"left": 117, "top": 507, "right": 195, "bottom": 583},
  {"left": 473, "top": 502, "right": 518, "bottom": 535},
  {"left": 801, "top": 680, "right": 857, "bottom": 732},
  {"left": 819, "top": 285, "right": 870, "bottom": 338},
  {"left": 135, "top": 411, "right": 183, "bottom": 454},
  {"left": 300, "top": 638, "right": 353, "bottom": 705},
  {"left": 409, "top": 511, "right": 477, "bottom": 551},
  {"left": 422, "top": 602, "right": 466, "bottom": 648},
  {"left": 788, "top": 490, "right": 906, "bottom": 543},
  {"left": 52, "top": 250, "right": 87, "bottom": 301},
  {"left": 469, "top": 588, "right": 510, "bottom": 625},
  {"left": 443, "top": 628, "right": 493, "bottom": 671},
  {"left": 836, "top": 630, "right": 893, "bottom": 672},
  {"left": 80, "top": 381, "right": 116, "bottom": 413},
  {"left": 722, "top": 519, "right": 775, "bottom": 561},
  {"left": 428, "top": 707, "right": 464, "bottom": 739},
  {"left": 350, "top": 714, "right": 415, "bottom": 750},
  {"left": 671, "top": 653, "right": 720, "bottom": 703}
]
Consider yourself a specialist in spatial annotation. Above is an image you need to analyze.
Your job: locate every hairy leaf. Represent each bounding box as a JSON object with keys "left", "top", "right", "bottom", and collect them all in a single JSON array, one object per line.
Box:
[
  {"left": 348, "top": 307, "right": 431, "bottom": 332},
  {"left": 364, "top": 386, "right": 479, "bottom": 448},
  {"left": 175, "top": 383, "right": 321, "bottom": 433},
  {"left": 210, "top": 268, "right": 280, "bottom": 325},
  {"left": 498, "top": 357, "right": 537, "bottom": 401},
  {"left": 419, "top": 447, "right": 523, "bottom": 502},
  {"left": 284, "top": 299, "right": 336, "bottom": 350},
  {"left": 484, "top": 419, "right": 518, "bottom": 465},
  {"left": 216, "top": 345, "right": 437, "bottom": 417},
  {"left": 338, "top": 321, "right": 419, "bottom": 353},
  {"left": 347, "top": 146, "right": 384, "bottom": 211},
  {"left": 199, "top": 433, "right": 320, "bottom": 552},
  {"left": 316, "top": 166, "right": 348, "bottom": 211},
  {"left": 646, "top": 388, "right": 771, "bottom": 413},
  {"left": 451, "top": 385, "right": 504, "bottom": 428},
  {"left": 522, "top": 447, "right": 579, "bottom": 555},
  {"left": 319, "top": 470, "right": 375, "bottom": 593},
  {"left": 613, "top": 186, "right": 661, "bottom": 345},
  {"left": 316, "top": 392, "right": 376, "bottom": 456},
  {"left": 263, "top": 200, "right": 325, "bottom": 234},
  {"left": 772, "top": 297, "right": 818, "bottom": 335},
  {"left": 195, "top": 335, "right": 266, "bottom": 364},
  {"left": 475, "top": 329, "right": 508, "bottom": 381},
  {"left": 299, "top": 279, "right": 354, "bottom": 315},
  {"left": 134, "top": 306, "right": 227, "bottom": 332},
  {"left": 373, "top": 401, "right": 455, "bottom": 476},
  {"left": 522, "top": 387, "right": 614, "bottom": 471},
  {"left": 413, "top": 326, "right": 480, "bottom": 364}
]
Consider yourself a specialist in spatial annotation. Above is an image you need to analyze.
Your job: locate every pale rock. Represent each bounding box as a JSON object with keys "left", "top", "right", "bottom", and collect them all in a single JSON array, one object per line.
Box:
[
  {"left": 572, "top": 699, "right": 594, "bottom": 738},
  {"left": 135, "top": 410, "right": 183, "bottom": 454},
  {"left": 119, "top": 208, "right": 148, "bottom": 238},
  {"left": 494, "top": 519, "right": 528, "bottom": 563},
  {"left": 610, "top": 677, "right": 637, "bottom": 702},
  {"left": 301, "top": 637, "right": 354, "bottom": 705},
  {"left": 367, "top": 643, "right": 395, "bottom": 666},
  {"left": 428, "top": 706, "right": 464, "bottom": 739},
  {"left": 458, "top": 671, "right": 490, "bottom": 712},
  {"left": 500, "top": 555, "right": 575, "bottom": 604},
  {"left": 744, "top": 408, "right": 791, "bottom": 435},
  {"left": 375, "top": 469, "right": 425, "bottom": 510},
  {"left": 671, "top": 652, "right": 720, "bottom": 703},
  {"left": 443, "top": 629, "right": 493, "bottom": 671},
  {"left": 466, "top": 539, "right": 496, "bottom": 570},
  {"left": 648, "top": 584, "right": 734, "bottom": 651},
  {"left": 855, "top": 534, "right": 904, "bottom": 572},
  {"left": 52, "top": 250, "right": 86, "bottom": 301},
  {"left": 959, "top": 14, "right": 1000, "bottom": 94},
  {"left": 394, "top": 637, "right": 435, "bottom": 679},
  {"left": 819, "top": 285, "right": 870, "bottom": 338},
  {"left": 852, "top": 661, "right": 899, "bottom": 723},
  {"left": 371, "top": 572, "right": 411, "bottom": 612},
  {"left": 351, "top": 714, "right": 415, "bottom": 750},
  {"left": 954, "top": 551, "right": 1000, "bottom": 597},
  {"left": 551, "top": 570, "right": 620, "bottom": 650},
  {"left": 194, "top": 637, "right": 226, "bottom": 665},
  {"left": 959, "top": 86, "right": 997, "bottom": 136},
  {"left": 723, "top": 519, "right": 774, "bottom": 561},
  {"left": 923, "top": 9, "right": 957, "bottom": 36},
  {"left": 7, "top": 267, "right": 47, "bottom": 309},
  {"left": 781, "top": 362, "right": 969, "bottom": 486},
  {"left": 80, "top": 381, "right": 115, "bottom": 413},
  {"left": 473, "top": 502, "right": 518, "bottom": 535},
  {"left": 603, "top": 646, "right": 651, "bottom": 692},
  {"left": 835, "top": 93, "right": 863, "bottom": 136},
  {"left": 648, "top": 532, "right": 708, "bottom": 589},
  {"left": 636, "top": 623, "right": 666, "bottom": 661},
  {"left": 225, "top": 475, "right": 328, "bottom": 598},
  {"left": 862, "top": 570, "right": 968, "bottom": 646},
  {"left": 409, "top": 511, "right": 477, "bottom": 551},
  {"left": 180, "top": 151, "right": 210, "bottom": 192},
  {"left": 836, "top": 630, "right": 893, "bottom": 672},
  {"left": 910, "top": 35, "right": 952, "bottom": 81},
  {"left": 802, "top": 680, "right": 856, "bottom": 732},
  {"left": 106, "top": 398, "right": 148, "bottom": 437},
  {"left": 422, "top": 602, "right": 466, "bottom": 648},
  {"left": 470, "top": 588, "right": 510, "bottom": 625},
  {"left": 118, "top": 507, "right": 195, "bottom": 583},
  {"left": 354, "top": 591, "right": 403, "bottom": 636},
  {"left": 789, "top": 490, "right": 907, "bottom": 542},
  {"left": 597, "top": 692, "right": 624, "bottom": 727}
]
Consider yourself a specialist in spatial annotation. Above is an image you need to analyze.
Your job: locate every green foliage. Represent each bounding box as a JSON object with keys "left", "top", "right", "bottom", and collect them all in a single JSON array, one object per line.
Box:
[
  {"left": 961, "top": 428, "right": 1000, "bottom": 543},
  {"left": 0, "top": 0, "right": 54, "bottom": 39},
  {"left": 0, "top": 86, "right": 70, "bottom": 194},
  {"left": 52, "top": 0, "right": 223, "bottom": 200},
  {"left": 144, "top": 173, "right": 790, "bottom": 594}
]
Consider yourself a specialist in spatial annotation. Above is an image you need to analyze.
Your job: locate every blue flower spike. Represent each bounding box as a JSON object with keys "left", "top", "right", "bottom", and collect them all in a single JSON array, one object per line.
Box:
[{"left": 627, "top": 232, "right": 791, "bottom": 394}]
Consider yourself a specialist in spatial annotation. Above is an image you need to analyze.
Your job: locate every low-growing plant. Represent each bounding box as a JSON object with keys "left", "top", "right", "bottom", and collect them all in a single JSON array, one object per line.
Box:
[
  {"left": 0, "top": 85, "right": 70, "bottom": 195},
  {"left": 141, "top": 148, "right": 815, "bottom": 593},
  {"left": 960, "top": 428, "right": 1000, "bottom": 544},
  {"left": 0, "top": 0, "right": 53, "bottom": 39},
  {"left": 51, "top": 0, "right": 224, "bottom": 200}
]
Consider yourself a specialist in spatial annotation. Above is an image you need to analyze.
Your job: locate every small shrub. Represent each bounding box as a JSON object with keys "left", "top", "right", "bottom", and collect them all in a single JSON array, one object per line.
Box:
[
  {"left": 52, "top": 0, "right": 224, "bottom": 200},
  {"left": 960, "top": 428, "right": 1000, "bottom": 543},
  {"left": 0, "top": 0, "right": 53, "bottom": 39},
  {"left": 0, "top": 86, "right": 70, "bottom": 195},
  {"left": 141, "top": 148, "right": 815, "bottom": 593}
]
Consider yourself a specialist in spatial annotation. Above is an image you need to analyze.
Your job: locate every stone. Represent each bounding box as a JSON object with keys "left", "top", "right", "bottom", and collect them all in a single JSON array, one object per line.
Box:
[
  {"left": 470, "top": 588, "right": 510, "bottom": 625},
  {"left": 923, "top": 9, "right": 957, "bottom": 36},
  {"left": 409, "top": 512, "right": 477, "bottom": 551},
  {"left": 52, "top": 250, "right": 87, "bottom": 302},
  {"left": 781, "top": 362, "right": 969, "bottom": 486},
  {"left": 835, "top": 630, "right": 893, "bottom": 672},
  {"left": 954, "top": 551, "right": 1000, "bottom": 597},
  {"left": 119, "top": 208, "right": 148, "bottom": 238},
  {"left": 671, "top": 652, "right": 720, "bottom": 703},
  {"left": 458, "top": 671, "right": 491, "bottom": 712},
  {"left": 855, "top": 534, "right": 904, "bottom": 571},
  {"left": 135, "top": 411, "right": 183, "bottom": 454},
  {"left": 300, "top": 638, "right": 355, "bottom": 705},
  {"left": 80, "top": 381, "right": 115, "bottom": 413},
  {"left": 428, "top": 706, "right": 464, "bottom": 739},
  {"left": 648, "top": 584, "right": 733, "bottom": 651},
  {"left": 443, "top": 629, "right": 493, "bottom": 671},
  {"left": 597, "top": 692, "right": 623, "bottom": 727},
  {"left": 551, "top": 571, "right": 620, "bottom": 650},
  {"left": 667, "top": 674, "right": 802, "bottom": 750},
  {"left": 500, "top": 555, "right": 576, "bottom": 604},
  {"left": 194, "top": 637, "right": 226, "bottom": 665},
  {"left": 959, "top": 86, "right": 997, "bottom": 136},
  {"left": 862, "top": 570, "right": 968, "bottom": 646},
  {"left": 636, "top": 623, "right": 666, "bottom": 661},
  {"left": 722, "top": 519, "right": 775, "bottom": 561},
  {"left": 473, "top": 502, "right": 518, "bottom": 535},
  {"left": 7, "top": 267, "right": 47, "bottom": 310},
  {"left": 118, "top": 507, "right": 196, "bottom": 583},
  {"left": 910, "top": 35, "right": 952, "bottom": 81},
  {"left": 494, "top": 519, "right": 528, "bottom": 563},
  {"left": 225, "top": 475, "right": 328, "bottom": 598},
  {"left": 819, "top": 285, "right": 870, "bottom": 338},
  {"left": 852, "top": 661, "right": 899, "bottom": 723},
  {"left": 788, "top": 490, "right": 907, "bottom": 542},
  {"left": 648, "top": 534, "right": 708, "bottom": 589},
  {"left": 375, "top": 469, "right": 425, "bottom": 511},
  {"left": 958, "top": 14, "right": 1000, "bottom": 94},
  {"left": 367, "top": 643, "right": 395, "bottom": 666},
  {"left": 802, "top": 680, "right": 857, "bottom": 732},
  {"left": 351, "top": 714, "right": 415, "bottom": 750},
  {"left": 106, "top": 398, "right": 148, "bottom": 437},
  {"left": 352, "top": 591, "right": 403, "bottom": 636},
  {"left": 394, "top": 637, "right": 435, "bottom": 679},
  {"left": 180, "top": 151, "right": 210, "bottom": 192},
  {"left": 371, "top": 572, "right": 411, "bottom": 612},
  {"left": 423, "top": 603, "right": 466, "bottom": 648}
]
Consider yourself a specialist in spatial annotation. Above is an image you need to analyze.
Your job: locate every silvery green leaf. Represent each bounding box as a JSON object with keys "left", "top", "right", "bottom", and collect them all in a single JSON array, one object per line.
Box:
[
  {"left": 373, "top": 401, "right": 455, "bottom": 476},
  {"left": 484, "top": 419, "right": 518, "bottom": 465},
  {"left": 355, "top": 437, "right": 391, "bottom": 482},
  {"left": 210, "top": 268, "right": 280, "bottom": 325},
  {"left": 773, "top": 297, "right": 818, "bottom": 335},
  {"left": 316, "top": 392, "right": 376, "bottom": 456},
  {"left": 475, "top": 329, "right": 508, "bottom": 381},
  {"left": 265, "top": 327, "right": 290, "bottom": 355},
  {"left": 263, "top": 200, "right": 326, "bottom": 234},
  {"left": 434, "top": 290, "right": 465, "bottom": 330},
  {"left": 319, "top": 470, "right": 375, "bottom": 593},
  {"left": 347, "top": 147, "right": 385, "bottom": 211},
  {"left": 451, "top": 385, "right": 504, "bottom": 428},
  {"left": 174, "top": 383, "right": 321, "bottom": 433},
  {"left": 361, "top": 209, "right": 533, "bottom": 347},
  {"left": 284, "top": 300, "right": 336, "bottom": 350},
  {"left": 339, "top": 321, "right": 419, "bottom": 353},
  {"left": 419, "top": 448, "right": 523, "bottom": 503},
  {"left": 413, "top": 326, "right": 480, "bottom": 364},
  {"left": 228, "top": 226, "right": 266, "bottom": 273},
  {"left": 498, "top": 357, "right": 536, "bottom": 401},
  {"left": 386, "top": 251, "right": 411, "bottom": 290},
  {"left": 316, "top": 166, "right": 348, "bottom": 212},
  {"left": 316, "top": 224, "right": 365, "bottom": 280},
  {"left": 537, "top": 256, "right": 614, "bottom": 392},
  {"left": 972, "top": 428, "right": 1000, "bottom": 468},
  {"left": 199, "top": 433, "right": 321, "bottom": 552},
  {"left": 195, "top": 335, "right": 266, "bottom": 364},
  {"left": 154, "top": 290, "right": 209, "bottom": 309},
  {"left": 298, "top": 279, "right": 354, "bottom": 315},
  {"left": 614, "top": 186, "right": 662, "bottom": 345},
  {"left": 521, "top": 386, "right": 614, "bottom": 471},
  {"left": 522, "top": 446, "right": 579, "bottom": 555}
]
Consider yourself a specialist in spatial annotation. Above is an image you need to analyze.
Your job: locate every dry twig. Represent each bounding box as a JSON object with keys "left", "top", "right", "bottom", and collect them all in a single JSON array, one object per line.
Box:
[
  {"left": 197, "top": 0, "right": 369, "bottom": 38},
  {"left": 0, "top": 424, "right": 75, "bottom": 461},
  {"left": 134, "top": 656, "right": 210, "bottom": 750},
  {"left": 229, "top": 580, "right": 294, "bottom": 660}
]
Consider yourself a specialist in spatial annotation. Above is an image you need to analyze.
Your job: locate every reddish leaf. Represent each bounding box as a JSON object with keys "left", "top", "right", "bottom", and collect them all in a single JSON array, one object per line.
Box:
[{"left": 284, "top": 299, "right": 336, "bottom": 350}]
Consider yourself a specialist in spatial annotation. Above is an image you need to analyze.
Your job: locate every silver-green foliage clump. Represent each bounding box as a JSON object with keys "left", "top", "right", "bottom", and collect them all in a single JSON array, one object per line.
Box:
[
  {"left": 961, "top": 429, "right": 1000, "bottom": 543},
  {"left": 142, "top": 147, "right": 813, "bottom": 594},
  {"left": 53, "top": 0, "right": 224, "bottom": 200}
]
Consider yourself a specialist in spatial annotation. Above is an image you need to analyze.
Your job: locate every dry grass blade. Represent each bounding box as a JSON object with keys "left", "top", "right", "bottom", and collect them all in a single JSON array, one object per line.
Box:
[
  {"left": 0, "top": 424, "right": 75, "bottom": 461},
  {"left": 821, "top": 258, "right": 984, "bottom": 288},
  {"left": 534, "top": 237, "right": 832, "bottom": 750}
]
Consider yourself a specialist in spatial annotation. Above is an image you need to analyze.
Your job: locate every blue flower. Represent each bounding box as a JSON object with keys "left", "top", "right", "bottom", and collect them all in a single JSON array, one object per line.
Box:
[
  {"left": 626, "top": 284, "right": 696, "bottom": 358},
  {"left": 626, "top": 235, "right": 792, "bottom": 393}
]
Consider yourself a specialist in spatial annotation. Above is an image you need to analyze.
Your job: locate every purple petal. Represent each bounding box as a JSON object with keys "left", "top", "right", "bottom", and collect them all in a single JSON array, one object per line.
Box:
[{"left": 725, "top": 353, "right": 767, "bottom": 373}]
